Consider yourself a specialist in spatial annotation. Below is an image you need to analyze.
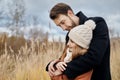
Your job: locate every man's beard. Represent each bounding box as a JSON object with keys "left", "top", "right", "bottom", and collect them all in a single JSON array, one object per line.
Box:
[{"left": 68, "top": 16, "right": 77, "bottom": 29}]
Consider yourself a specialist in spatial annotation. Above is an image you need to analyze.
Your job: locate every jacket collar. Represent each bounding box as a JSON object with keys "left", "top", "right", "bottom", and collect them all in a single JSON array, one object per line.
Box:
[{"left": 76, "top": 11, "right": 88, "bottom": 25}]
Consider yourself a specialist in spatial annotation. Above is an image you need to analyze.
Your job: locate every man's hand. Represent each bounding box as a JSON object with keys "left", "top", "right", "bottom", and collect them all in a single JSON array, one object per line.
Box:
[
  {"left": 48, "top": 59, "right": 59, "bottom": 76},
  {"left": 56, "top": 61, "right": 67, "bottom": 71}
]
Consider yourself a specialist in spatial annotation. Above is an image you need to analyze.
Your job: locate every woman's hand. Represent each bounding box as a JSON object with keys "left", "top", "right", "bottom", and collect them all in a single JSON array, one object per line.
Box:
[{"left": 56, "top": 61, "right": 67, "bottom": 71}]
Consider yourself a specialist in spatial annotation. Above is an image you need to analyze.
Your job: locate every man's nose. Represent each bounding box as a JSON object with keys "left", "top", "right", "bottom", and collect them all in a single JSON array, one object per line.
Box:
[
  {"left": 62, "top": 28, "right": 67, "bottom": 31},
  {"left": 61, "top": 27, "right": 66, "bottom": 31},
  {"left": 60, "top": 25, "right": 66, "bottom": 31}
]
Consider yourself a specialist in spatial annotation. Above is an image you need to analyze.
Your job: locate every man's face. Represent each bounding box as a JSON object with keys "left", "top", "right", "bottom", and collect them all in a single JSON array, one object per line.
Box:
[{"left": 53, "top": 14, "right": 76, "bottom": 31}]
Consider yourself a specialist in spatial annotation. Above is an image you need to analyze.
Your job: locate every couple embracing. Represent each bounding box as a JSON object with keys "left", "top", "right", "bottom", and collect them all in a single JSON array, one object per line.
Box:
[{"left": 46, "top": 3, "right": 111, "bottom": 80}]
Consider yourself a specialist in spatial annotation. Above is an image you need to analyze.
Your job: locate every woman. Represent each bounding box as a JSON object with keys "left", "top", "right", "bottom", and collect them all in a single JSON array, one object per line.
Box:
[{"left": 49, "top": 20, "right": 96, "bottom": 80}]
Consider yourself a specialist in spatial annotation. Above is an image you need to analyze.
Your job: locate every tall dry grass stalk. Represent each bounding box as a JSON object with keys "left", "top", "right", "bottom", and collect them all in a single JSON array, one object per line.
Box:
[
  {"left": 110, "top": 38, "right": 120, "bottom": 80},
  {"left": 0, "top": 34, "right": 64, "bottom": 80},
  {"left": 0, "top": 33, "right": 120, "bottom": 80}
]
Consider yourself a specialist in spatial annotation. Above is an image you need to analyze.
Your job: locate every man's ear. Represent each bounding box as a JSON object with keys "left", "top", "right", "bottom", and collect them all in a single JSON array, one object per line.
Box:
[{"left": 67, "top": 10, "right": 74, "bottom": 17}]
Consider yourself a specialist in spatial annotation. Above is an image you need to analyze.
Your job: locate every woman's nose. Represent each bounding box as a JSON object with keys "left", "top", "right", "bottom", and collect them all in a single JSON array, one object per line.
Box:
[{"left": 67, "top": 40, "right": 70, "bottom": 46}]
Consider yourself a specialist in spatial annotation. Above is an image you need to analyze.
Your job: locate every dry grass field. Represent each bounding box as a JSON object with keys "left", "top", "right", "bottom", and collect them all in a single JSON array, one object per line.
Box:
[
  {"left": 0, "top": 33, "right": 120, "bottom": 80},
  {"left": 110, "top": 38, "right": 120, "bottom": 80}
]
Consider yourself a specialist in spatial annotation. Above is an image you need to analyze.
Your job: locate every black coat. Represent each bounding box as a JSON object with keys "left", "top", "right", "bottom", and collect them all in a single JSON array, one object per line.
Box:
[{"left": 64, "top": 11, "right": 111, "bottom": 80}]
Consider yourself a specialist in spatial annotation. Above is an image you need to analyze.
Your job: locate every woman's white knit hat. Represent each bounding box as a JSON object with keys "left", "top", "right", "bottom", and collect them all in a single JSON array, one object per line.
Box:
[{"left": 68, "top": 20, "right": 96, "bottom": 49}]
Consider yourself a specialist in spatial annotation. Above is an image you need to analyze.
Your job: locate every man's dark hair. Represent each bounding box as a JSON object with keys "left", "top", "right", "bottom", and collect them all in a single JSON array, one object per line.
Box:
[{"left": 50, "top": 3, "right": 73, "bottom": 20}]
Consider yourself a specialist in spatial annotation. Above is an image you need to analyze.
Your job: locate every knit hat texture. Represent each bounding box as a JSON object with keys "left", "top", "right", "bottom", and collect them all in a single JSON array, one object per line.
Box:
[{"left": 68, "top": 20, "right": 96, "bottom": 49}]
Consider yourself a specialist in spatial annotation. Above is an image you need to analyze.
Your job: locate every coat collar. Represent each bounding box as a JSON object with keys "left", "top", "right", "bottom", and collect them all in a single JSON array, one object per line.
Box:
[{"left": 76, "top": 11, "right": 88, "bottom": 25}]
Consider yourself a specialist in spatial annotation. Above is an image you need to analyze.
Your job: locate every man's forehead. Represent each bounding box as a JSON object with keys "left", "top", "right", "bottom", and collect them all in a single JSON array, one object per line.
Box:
[{"left": 54, "top": 15, "right": 66, "bottom": 25}]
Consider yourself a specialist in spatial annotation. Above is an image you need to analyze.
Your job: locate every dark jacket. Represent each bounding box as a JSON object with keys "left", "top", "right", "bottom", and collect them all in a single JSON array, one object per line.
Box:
[{"left": 63, "top": 11, "right": 111, "bottom": 80}]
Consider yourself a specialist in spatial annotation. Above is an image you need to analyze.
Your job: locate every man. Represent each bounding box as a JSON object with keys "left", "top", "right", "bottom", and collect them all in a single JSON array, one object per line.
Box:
[{"left": 46, "top": 3, "right": 111, "bottom": 80}]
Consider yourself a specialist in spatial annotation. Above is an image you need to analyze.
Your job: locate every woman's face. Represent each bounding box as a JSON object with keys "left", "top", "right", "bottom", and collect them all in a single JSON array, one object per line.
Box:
[
  {"left": 67, "top": 39, "right": 78, "bottom": 52},
  {"left": 67, "top": 39, "right": 87, "bottom": 58}
]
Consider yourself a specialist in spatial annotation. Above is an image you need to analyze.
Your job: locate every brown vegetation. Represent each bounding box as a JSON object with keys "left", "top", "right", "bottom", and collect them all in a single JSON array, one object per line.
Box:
[{"left": 0, "top": 33, "right": 120, "bottom": 80}]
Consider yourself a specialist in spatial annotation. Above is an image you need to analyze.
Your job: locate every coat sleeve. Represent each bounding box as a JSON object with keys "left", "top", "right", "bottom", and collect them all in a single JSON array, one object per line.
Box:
[
  {"left": 63, "top": 17, "right": 110, "bottom": 78},
  {"left": 45, "top": 61, "right": 52, "bottom": 71}
]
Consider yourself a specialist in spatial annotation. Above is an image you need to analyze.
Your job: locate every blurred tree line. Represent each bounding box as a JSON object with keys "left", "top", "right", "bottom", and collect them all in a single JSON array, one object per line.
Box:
[
  {"left": 0, "top": 0, "right": 50, "bottom": 41},
  {"left": 0, "top": 0, "right": 119, "bottom": 44}
]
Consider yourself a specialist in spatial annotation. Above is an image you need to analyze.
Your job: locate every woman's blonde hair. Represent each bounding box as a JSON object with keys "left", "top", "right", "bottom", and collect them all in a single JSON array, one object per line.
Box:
[
  {"left": 72, "top": 44, "right": 87, "bottom": 59},
  {"left": 60, "top": 44, "right": 87, "bottom": 61}
]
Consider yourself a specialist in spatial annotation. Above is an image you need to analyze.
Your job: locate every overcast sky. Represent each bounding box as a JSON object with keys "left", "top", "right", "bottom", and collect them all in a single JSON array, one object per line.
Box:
[{"left": 0, "top": 0, "right": 120, "bottom": 41}]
